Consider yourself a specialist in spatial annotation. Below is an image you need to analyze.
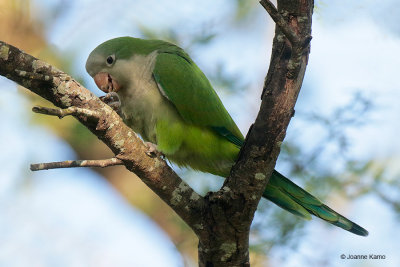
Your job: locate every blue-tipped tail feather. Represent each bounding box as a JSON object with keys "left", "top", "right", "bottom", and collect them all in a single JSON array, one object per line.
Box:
[{"left": 263, "top": 170, "right": 368, "bottom": 236}]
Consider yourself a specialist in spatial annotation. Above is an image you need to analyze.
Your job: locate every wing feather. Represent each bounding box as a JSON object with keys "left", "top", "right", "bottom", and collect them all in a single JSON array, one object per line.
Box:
[{"left": 153, "top": 48, "right": 243, "bottom": 145}]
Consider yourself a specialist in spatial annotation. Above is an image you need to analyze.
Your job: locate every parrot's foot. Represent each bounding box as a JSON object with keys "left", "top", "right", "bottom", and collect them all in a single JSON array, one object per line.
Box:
[
  {"left": 145, "top": 142, "right": 164, "bottom": 158},
  {"left": 100, "top": 92, "right": 123, "bottom": 118}
]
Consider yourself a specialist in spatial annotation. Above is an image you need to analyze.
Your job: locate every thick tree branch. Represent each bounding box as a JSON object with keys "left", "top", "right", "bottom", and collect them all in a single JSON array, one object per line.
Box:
[
  {"left": 196, "top": 0, "right": 314, "bottom": 265},
  {"left": 0, "top": 40, "right": 204, "bottom": 235}
]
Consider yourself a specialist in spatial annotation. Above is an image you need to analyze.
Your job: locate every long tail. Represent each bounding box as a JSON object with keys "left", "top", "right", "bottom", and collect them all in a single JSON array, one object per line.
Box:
[{"left": 263, "top": 170, "right": 368, "bottom": 236}]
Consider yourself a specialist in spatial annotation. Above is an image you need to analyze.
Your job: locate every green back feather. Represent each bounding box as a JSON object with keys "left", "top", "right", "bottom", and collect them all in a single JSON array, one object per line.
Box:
[{"left": 152, "top": 47, "right": 244, "bottom": 142}]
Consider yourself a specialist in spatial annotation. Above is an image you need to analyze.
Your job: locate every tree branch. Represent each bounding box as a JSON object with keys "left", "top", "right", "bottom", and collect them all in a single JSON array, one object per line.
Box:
[
  {"left": 30, "top": 158, "right": 123, "bottom": 171},
  {"left": 1, "top": 1, "right": 313, "bottom": 264},
  {"left": 259, "top": 0, "right": 300, "bottom": 45},
  {"left": 196, "top": 0, "right": 314, "bottom": 265},
  {"left": 0, "top": 40, "right": 204, "bottom": 235},
  {"left": 260, "top": 0, "right": 312, "bottom": 79},
  {"left": 32, "top": 105, "right": 100, "bottom": 119}
]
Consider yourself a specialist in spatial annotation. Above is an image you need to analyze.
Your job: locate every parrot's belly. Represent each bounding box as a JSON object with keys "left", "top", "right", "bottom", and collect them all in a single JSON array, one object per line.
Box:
[
  {"left": 167, "top": 147, "right": 236, "bottom": 177},
  {"left": 156, "top": 119, "right": 240, "bottom": 177}
]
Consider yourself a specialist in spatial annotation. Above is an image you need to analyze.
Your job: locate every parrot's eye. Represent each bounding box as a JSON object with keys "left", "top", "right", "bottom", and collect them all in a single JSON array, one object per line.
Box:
[{"left": 106, "top": 55, "right": 115, "bottom": 66}]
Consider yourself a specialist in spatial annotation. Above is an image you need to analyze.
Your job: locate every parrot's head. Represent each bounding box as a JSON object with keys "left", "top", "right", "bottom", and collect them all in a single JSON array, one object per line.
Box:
[{"left": 86, "top": 37, "right": 155, "bottom": 94}]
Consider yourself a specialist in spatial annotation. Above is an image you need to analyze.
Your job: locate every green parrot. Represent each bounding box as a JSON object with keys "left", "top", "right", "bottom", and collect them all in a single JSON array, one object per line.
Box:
[{"left": 86, "top": 36, "right": 368, "bottom": 236}]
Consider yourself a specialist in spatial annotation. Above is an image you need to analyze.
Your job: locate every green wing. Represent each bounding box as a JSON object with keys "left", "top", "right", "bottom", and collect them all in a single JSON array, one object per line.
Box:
[{"left": 152, "top": 47, "right": 244, "bottom": 145}]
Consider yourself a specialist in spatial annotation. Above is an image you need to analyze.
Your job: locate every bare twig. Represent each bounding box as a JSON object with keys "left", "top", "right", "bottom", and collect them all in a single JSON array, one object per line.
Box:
[
  {"left": 30, "top": 158, "right": 124, "bottom": 171},
  {"left": 32, "top": 105, "right": 100, "bottom": 119}
]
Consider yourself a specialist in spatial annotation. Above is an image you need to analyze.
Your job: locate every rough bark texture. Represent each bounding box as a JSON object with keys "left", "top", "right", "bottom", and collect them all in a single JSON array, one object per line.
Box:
[
  {"left": 0, "top": 0, "right": 313, "bottom": 266},
  {"left": 197, "top": 0, "right": 313, "bottom": 265}
]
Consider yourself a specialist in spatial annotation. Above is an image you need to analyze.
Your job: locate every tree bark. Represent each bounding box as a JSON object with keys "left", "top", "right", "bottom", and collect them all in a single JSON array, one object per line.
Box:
[
  {"left": 0, "top": 0, "right": 313, "bottom": 266},
  {"left": 197, "top": 0, "right": 313, "bottom": 265}
]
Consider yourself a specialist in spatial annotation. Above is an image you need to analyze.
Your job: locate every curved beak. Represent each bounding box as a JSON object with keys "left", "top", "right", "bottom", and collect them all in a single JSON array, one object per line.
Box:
[{"left": 93, "top": 72, "right": 121, "bottom": 93}]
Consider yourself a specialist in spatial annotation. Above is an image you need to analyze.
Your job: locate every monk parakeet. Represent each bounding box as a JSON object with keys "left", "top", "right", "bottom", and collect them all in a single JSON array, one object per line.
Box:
[{"left": 86, "top": 37, "right": 368, "bottom": 236}]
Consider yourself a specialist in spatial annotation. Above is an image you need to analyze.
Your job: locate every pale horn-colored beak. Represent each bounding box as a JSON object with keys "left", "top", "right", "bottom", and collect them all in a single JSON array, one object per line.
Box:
[{"left": 93, "top": 72, "right": 121, "bottom": 93}]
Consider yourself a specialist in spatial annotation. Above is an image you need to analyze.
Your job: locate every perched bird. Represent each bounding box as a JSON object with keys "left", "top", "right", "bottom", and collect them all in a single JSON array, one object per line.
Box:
[{"left": 86, "top": 37, "right": 368, "bottom": 236}]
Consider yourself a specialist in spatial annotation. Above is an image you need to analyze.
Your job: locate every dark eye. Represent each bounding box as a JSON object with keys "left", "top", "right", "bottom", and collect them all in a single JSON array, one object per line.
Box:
[{"left": 106, "top": 55, "right": 115, "bottom": 65}]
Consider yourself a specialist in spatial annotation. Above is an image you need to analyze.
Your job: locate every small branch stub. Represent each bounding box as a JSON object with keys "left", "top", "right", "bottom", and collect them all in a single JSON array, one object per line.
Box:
[
  {"left": 260, "top": 0, "right": 312, "bottom": 79},
  {"left": 259, "top": 0, "right": 300, "bottom": 44}
]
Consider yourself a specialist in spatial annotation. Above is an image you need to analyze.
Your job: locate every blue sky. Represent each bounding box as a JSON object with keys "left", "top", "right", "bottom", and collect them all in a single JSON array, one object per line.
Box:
[
  {"left": 0, "top": 86, "right": 183, "bottom": 267},
  {"left": 1, "top": 0, "right": 400, "bottom": 266}
]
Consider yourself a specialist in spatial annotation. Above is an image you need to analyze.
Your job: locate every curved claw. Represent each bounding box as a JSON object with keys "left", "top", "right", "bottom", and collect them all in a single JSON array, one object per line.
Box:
[
  {"left": 145, "top": 142, "right": 165, "bottom": 158},
  {"left": 100, "top": 92, "right": 123, "bottom": 117},
  {"left": 100, "top": 92, "right": 119, "bottom": 103}
]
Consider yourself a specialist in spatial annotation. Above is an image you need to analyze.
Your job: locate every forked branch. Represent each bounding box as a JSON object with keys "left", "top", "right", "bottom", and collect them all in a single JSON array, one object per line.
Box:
[{"left": 0, "top": 0, "right": 314, "bottom": 265}]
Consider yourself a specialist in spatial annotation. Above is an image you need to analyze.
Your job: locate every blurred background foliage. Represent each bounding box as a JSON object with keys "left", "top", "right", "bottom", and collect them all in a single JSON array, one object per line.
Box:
[{"left": 1, "top": 0, "right": 400, "bottom": 266}]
